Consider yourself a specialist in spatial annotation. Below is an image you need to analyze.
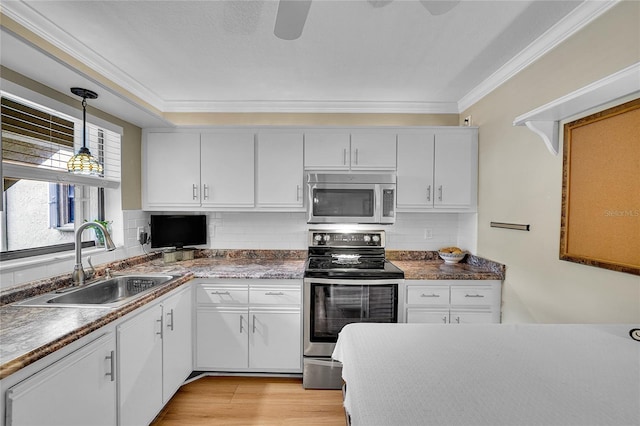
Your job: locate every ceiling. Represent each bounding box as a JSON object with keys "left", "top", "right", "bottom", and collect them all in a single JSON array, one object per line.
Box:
[{"left": 1, "top": 0, "right": 601, "bottom": 127}]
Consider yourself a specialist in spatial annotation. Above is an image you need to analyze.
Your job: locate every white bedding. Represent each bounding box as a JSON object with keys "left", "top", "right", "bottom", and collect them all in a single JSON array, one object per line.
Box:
[{"left": 332, "top": 323, "right": 640, "bottom": 426}]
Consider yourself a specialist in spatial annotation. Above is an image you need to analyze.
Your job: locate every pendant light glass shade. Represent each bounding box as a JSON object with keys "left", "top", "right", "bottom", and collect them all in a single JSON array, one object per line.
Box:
[{"left": 67, "top": 87, "right": 102, "bottom": 176}]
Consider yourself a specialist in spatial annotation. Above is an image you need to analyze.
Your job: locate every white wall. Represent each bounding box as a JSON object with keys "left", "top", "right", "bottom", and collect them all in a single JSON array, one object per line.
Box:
[{"left": 462, "top": 1, "right": 640, "bottom": 324}]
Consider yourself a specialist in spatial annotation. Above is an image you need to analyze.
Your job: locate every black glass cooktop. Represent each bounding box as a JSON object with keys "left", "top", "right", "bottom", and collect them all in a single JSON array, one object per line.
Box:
[{"left": 304, "top": 256, "right": 404, "bottom": 279}]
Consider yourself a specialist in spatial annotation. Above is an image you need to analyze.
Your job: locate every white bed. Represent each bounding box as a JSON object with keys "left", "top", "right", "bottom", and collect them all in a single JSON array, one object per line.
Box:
[{"left": 332, "top": 323, "right": 640, "bottom": 426}]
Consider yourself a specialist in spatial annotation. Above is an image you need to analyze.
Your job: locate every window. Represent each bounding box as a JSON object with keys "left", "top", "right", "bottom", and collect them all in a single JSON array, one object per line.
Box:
[{"left": 1, "top": 93, "right": 121, "bottom": 260}]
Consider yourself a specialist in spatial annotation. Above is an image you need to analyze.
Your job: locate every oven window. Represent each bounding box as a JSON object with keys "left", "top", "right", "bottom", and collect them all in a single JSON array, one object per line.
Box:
[
  {"left": 310, "top": 283, "right": 398, "bottom": 342},
  {"left": 312, "top": 189, "right": 374, "bottom": 217}
]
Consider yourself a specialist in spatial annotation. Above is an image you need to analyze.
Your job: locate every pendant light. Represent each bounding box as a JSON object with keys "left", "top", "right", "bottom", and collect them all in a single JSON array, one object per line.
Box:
[{"left": 67, "top": 87, "right": 103, "bottom": 175}]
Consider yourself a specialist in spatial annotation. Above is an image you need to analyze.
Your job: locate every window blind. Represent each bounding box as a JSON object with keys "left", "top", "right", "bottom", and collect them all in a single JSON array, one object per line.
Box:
[{"left": 1, "top": 94, "right": 120, "bottom": 189}]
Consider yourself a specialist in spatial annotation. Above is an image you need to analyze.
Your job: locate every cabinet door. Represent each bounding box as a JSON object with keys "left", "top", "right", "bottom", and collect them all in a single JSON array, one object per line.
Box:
[
  {"left": 144, "top": 133, "right": 201, "bottom": 209},
  {"left": 200, "top": 133, "right": 255, "bottom": 208},
  {"left": 196, "top": 307, "right": 248, "bottom": 369},
  {"left": 6, "top": 333, "right": 116, "bottom": 426},
  {"left": 433, "top": 131, "right": 478, "bottom": 209},
  {"left": 118, "top": 304, "right": 164, "bottom": 426},
  {"left": 350, "top": 133, "right": 397, "bottom": 170},
  {"left": 162, "top": 286, "right": 193, "bottom": 403},
  {"left": 304, "top": 133, "right": 350, "bottom": 170},
  {"left": 397, "top": 133, "right": 435, "bottom": 209},
  {"left": 449, "top": 311, "right": 495, "bottom": 324},
  {"left": 249, "top": 308, "right": 301, "bottom": 371},
  {"left": 257, "top": 133, "right": 304, "bottom": 209},
  {"left": 406, "top": 308, "right": 449, "bottom": 324}
]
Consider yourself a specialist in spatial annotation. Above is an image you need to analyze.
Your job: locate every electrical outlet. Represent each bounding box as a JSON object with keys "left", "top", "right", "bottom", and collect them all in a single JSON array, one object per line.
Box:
[
  {"left": 424, "top": 229, "right": 433, "bottom": 239},
  {"left": 464, "top": 115, "right": 472, "bottom": 126},
  {"left": 137, "top": 227, "right": 145, "bottom": 244}
]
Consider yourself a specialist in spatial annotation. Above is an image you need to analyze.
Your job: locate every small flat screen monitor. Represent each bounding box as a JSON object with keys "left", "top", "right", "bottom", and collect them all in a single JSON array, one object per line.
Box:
[{"left": 150, "top": 215, "right": 207, "bottom": 249}]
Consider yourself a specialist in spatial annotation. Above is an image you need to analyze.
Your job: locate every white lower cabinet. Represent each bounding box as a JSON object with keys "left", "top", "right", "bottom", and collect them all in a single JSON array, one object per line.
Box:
[
  {"left": 404, "top": 280, "right": 501, "bottom": 324},
  {"left": 5, "top": 333, "right": 117, "bottom": 426},
  {"left": 118, "top": 285, "right": 192, "bottom": 426},
  {"left": 195, "top": 279, "right": 302, "bottom": 372}
]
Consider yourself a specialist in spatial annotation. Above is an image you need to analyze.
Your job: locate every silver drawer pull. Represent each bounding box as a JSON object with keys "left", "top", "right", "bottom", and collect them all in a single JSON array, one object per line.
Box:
[
  {"left": 211, "top": 291, "right": 231, "bottom": 295},
  {"left": 465, "top": 294, "right": 485, "bottom": 298},
  {"left": 420, "top": 293, "right": 440, "bottom": 298},
  {"left": 105, "top": 351, "right": 115, "bottom": 382},
  {"left": 265, "top": 292, "right": 285, "bottom": 296}
]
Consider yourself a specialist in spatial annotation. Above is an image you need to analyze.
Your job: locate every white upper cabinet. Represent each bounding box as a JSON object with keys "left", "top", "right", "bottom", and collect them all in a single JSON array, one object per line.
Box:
[
  {"left": 200, "top": 133, "right": 255, "bottom": 208},
  {"left": 144, "top": 132, "right": 201, "bottom": 209},
  {"left": 304, "top": 132, "right": 396, "bottom": 170},
  {"left": 304, "top": 133, "right": 351, "bottom": 170},
  {"left": 397, "top": 132, "right": 435, "bottom": 209},
  {"left": 257, "top": 133, "right": 304, "bottom": 209},
  {"left": 397, "top": 128, "right": 478, "bottom": 211},
  {"left": 433, "top": 130, "right": 477, "bottom": 209},
  {"left": 350, "top": 133, "right": 397, "bottom": 170}
]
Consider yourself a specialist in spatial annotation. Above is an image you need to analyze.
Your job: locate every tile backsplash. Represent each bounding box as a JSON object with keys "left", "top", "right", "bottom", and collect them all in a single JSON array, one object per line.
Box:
[{"left": 1, "top": 210, "right": 476, "bottom": 289}]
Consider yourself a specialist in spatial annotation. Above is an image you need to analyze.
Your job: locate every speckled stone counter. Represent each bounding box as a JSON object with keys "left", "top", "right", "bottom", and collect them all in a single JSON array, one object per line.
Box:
[
  {"left": 0, "top": 274, "right": 193, "bottom": 379},
  {"left": 0, "top": 250, "right": 306, "bottom": 380},
  {"left": 387, "top": 250, "right": 505, "bottom": 280}
]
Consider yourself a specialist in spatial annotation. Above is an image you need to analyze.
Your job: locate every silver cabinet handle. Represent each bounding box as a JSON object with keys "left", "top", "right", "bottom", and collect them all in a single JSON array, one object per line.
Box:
[
  {"left": 427, "top": 185, "right": 431, "bottom": 202},
  {"left": 465, "top": 294, "right": 485, "bottom": 298},
  {"left": 252, "top": 314, "right": 256, "bottom": 333},
  {"left": 296, "top": 185, "right": 301, "bottom": 201},
  {"left": 354, "top": 148, "right": 359, "bottom": 164},
  {"left": 156, "top": 316, "right": 163, "bottom": 338},
  {"left": 105, "top": 350, "right": 115, "bottom": 382},
  {"left": 455, "top": 316, "right": 460, "bottom": 323},
  {"left": 343, "top": 148, "right": 347, "bottom": 165},
  {"left": 438, "top": 185, "right": 443, "bottom": 201},
  {"left": 166, "top": 308, "right": 174, "bottom": 331},
  {"left": 192, "top": 184, "right": 198, "bottom": 200},
  {"left": 442, "top": 316, "right": 448, "bottom": 323},
  {"left": 240, "top": 314, "right": 244, "bottom": 333},
  {"left": 265, "top": 291, "right": 285, "bottom": 296},
  {"left": 211, "top": 291, "right": 230, "bottom": 295},
  {"left": 420, "top": 293, "right": 440, "bottom": 298},
  {"left": 203, "top": 184, "right": 209, "bottom": 200}
]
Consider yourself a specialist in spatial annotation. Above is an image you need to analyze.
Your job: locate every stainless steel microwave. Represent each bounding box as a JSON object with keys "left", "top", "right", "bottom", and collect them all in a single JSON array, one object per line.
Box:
[{"left": 306, "top": 173, "right": 396, "bottom": 224}]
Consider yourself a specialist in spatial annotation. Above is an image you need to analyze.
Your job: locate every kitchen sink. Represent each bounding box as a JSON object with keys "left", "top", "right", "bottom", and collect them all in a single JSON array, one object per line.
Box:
[{"left": 14, "top": 275, "right": 178, "bottom": 308}]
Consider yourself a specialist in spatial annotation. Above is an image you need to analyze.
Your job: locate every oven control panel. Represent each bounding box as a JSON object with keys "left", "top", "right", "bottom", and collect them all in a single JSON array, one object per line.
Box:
[{"left": 308, "top": 231, "right": 385, "bottom": 247}]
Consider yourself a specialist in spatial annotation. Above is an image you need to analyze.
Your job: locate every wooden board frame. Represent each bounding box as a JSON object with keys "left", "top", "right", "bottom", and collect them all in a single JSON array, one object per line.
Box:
[{"left": 560, "top": 98, "right": 640, "bottom": 275}]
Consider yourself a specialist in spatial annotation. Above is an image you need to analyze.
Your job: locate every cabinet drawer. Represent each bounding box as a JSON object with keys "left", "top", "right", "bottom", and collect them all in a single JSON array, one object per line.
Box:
[
  {"left": 250, "top": 287, "right": 301, "bottom": 306},
  {"left": 450, "top": 286, "right": 493, "bottom": 306},
  {"left": 406, "top": 308, "right": 449, "bottom": 323},
  {"left": 197, "top": 285, "right": 249, "bottom": 305},
  {"left": 406, "top": 285, "right": 449, "bottom": 305}
]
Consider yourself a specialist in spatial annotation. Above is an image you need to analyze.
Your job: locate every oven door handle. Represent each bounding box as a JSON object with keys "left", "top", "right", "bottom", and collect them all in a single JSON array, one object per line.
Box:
[{"left": 304, "top": 357, "right": 342, "bottom": 368}]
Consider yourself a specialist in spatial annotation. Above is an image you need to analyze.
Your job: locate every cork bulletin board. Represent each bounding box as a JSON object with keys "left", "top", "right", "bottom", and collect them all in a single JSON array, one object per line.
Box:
[{"left": 560, "top": 98, "right": 640, "bottom": 275}]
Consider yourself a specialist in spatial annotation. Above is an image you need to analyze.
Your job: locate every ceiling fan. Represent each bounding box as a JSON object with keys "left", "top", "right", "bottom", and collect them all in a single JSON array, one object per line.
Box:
[{"left": 274, "top": 0, "right": 460, "bottom": 40}]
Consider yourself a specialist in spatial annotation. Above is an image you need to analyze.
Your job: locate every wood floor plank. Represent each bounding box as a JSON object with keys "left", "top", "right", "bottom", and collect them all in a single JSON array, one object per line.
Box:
[{"left": 151, "top": 376, "right": 345, "bottom": 426}]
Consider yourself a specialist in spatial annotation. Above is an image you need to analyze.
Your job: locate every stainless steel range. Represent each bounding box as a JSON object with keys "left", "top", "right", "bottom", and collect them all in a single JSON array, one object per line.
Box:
[{"left": 303, "top": 230, "right": 404, "bottom": 389}]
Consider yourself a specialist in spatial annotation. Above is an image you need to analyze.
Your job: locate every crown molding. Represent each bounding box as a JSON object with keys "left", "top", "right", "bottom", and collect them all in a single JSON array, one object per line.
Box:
[
  {"left": 162, "top": 100, "right": 459, "bottom": 114},
  {"left": 457, "top": 0, "right": 620, "bottom": 112}
]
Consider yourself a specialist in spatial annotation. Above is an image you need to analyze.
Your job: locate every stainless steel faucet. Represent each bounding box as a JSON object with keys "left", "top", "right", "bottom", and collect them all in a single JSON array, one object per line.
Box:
[{"left": 72, "top": 221, "right": 116, "bottom": 285}]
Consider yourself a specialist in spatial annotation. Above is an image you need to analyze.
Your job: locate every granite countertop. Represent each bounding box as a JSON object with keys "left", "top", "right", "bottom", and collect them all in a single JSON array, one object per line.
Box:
[
  {"left": 387, "top": 250, "right": 506, "bottom": 281},
  {"left": 0, "top": 250, "right": 306, "bottom": 380},
  {"left": 0, "top": 249, "right": 504, "bottom": 380}
]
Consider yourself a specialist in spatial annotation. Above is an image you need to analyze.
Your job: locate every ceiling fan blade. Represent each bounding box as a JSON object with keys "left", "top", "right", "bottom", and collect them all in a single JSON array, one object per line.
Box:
[
  {"left": 420, "top": 0, "right": 460, "bottom": 16},
  {"left": 274, "top": 0, "right": 312, "bottom": 40}
]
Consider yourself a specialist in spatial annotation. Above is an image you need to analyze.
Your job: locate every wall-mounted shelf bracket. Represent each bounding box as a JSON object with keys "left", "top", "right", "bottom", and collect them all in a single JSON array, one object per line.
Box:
[
  {"left": 524, "top": 121, "right": 559, "bottom": 155},
  {"left": 513, "top": 62, "right": 640, "bottom": 156}
]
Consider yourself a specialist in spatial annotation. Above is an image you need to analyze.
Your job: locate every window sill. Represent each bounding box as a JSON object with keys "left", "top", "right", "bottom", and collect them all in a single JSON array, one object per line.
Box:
[{"left": 0, "top": 245, "right": 123, "bottom": 274}]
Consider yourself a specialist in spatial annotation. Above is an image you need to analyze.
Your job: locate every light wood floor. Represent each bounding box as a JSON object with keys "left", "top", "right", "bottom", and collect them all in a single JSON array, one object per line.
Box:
[{"left": 151, "top": 376, "right": 346, "bottom": 426}]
